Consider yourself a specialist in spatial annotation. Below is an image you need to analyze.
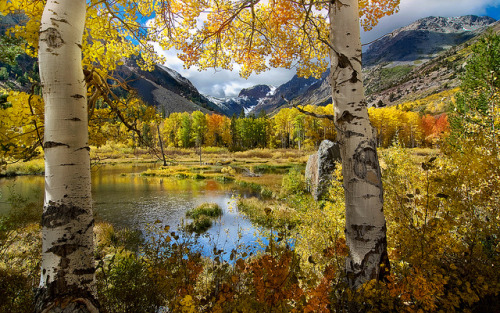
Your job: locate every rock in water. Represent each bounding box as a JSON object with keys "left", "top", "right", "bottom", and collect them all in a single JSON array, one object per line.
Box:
[{"left": 305, "top": 140, "right": 341, "bottom": 200}]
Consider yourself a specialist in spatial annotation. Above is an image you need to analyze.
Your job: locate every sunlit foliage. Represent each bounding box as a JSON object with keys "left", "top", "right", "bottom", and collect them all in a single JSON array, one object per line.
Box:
[
  {"left": 156, "top": 0, "right": 399, "bottom": 79},
  {"left": 397, "top": 87, "right": 460, "bottom": 114},
  {"left": 1, "top": 0, "right": 164, "bottom": 72},
  {"left": 0, "top": 91, "right": 43, "bottom": 164},
  {"left": 369, "top": 106, "right": 449, "bottom": 148}
]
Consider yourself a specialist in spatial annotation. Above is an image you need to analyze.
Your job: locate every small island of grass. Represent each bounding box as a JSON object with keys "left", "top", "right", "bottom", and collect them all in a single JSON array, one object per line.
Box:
[{"left": 185, "top": 203, "right": 222, "bottom": 233}]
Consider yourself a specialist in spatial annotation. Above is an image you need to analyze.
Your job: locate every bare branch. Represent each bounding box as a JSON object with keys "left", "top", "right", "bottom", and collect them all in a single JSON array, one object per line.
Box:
[{"left": 28, "top": 83, "right": 44, "bottom": 150}]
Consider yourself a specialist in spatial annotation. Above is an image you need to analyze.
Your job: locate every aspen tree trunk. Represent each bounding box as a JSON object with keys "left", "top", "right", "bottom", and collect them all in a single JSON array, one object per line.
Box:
[
  {"left": 36, "top": 0, "right": 99, "bottom": 312},
  {"left": 328, "top": 0, "right": 390, "bottom": 289}
]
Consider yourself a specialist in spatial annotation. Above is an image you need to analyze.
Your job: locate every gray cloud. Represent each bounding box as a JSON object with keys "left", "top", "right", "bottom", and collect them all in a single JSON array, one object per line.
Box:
[{"left": 158, "top": 1, "right": 499, "bottom": 97}]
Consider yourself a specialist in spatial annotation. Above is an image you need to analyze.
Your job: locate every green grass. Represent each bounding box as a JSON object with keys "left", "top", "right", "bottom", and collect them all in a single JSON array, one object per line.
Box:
[
  {"left": 185, "top": 215, "right": 213, "bottom": 233},
  {"left": 366, "top": 64, "right": 415, "bottom": 94},
  {"left": 250, "top": 164, "right": 295, "bottom": 174},
  {"left": 184, "top": 203, "right": 222, "bottom": 233},
  {"left": 2, "top": 159, "right": 44, "bottom": 176},
  {"left": 214, "top": 175, "right": 235, "bottom": 183},
  {"left": 186, "top": 203, "right": 222, "bottom": 220},
  {"left": 234, "top": 180, "right": 274, "bottom": 199},
  {"left": 237, "top": 197, "right": 297, "bottom": 229}
]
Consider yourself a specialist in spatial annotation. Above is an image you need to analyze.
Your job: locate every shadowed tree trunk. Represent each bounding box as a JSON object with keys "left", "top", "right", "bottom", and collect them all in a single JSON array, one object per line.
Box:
[
  {"left": 35, "top": 0, "right": 99, "bottom": 311},
  {"left": 157, "top": 123, "right": 167, "bottom": 166},
  {"left": 328, "top": 0, "right": 390, "bottom": 289}
]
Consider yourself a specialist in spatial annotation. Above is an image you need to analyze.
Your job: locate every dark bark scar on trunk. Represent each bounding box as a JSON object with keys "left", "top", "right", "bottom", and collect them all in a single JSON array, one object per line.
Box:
[
  {"left": 40, "top": 27, "right": 64, "bottom": 48},
  {"left": 44, "top": 141, "right": 70, "bottom": 149},
  {"left": 353, "top": 140, "right": 380, "bottom": 180},
  {"left": 350, "top": 71, "right": 358, "bottom": 83},
  {"left": 337, "top": 110, "right": 361, "bottom": 125},
  {"left": 73, "top": 267, "right": 96, "bottom": 276},
  {"left": 75, "top": 146, "right": 91, "bottom": 152},
  {"left": 347, "top": 225, "right": 390, "bottom": 287},
  {"left": 351, "top": 224, "right": 374, "bottom": 242},
  {"left": 42, "top": 203, "right": 87, "bottom": 228},
  {"left": 47, "top": 243, "right": 82, "bottom": 258},
  {"left": 50, "top": 17, "right": 69, "bottom": 24},
  {"left": 344, "top": 130, "right": 364, "bottom": 138},
  {"left": 338, "top": 53, "right": 350, "bottom": 68}
]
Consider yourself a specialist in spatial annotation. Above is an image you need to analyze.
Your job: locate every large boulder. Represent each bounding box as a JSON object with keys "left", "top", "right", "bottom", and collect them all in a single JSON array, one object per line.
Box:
[{"left": 305, "top": 140, "right": 341, "bottom": 200}]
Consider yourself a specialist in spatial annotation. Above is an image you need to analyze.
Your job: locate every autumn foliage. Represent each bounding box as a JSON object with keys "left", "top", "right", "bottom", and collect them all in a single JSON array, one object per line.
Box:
[
  {"left": 369, "top": 107, "right": 449, "bottom": 148},
  {"left": 0, "top": 90, "right": 450, "bottom": 167}
]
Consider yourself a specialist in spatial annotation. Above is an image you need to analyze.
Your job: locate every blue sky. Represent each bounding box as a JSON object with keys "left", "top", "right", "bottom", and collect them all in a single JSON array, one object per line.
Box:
[
  {"left": 486, "top": 5, "right": 500, "bottom": 19},
  {"left": 157, "top": 0, "right": 500, "bottom": 98}
]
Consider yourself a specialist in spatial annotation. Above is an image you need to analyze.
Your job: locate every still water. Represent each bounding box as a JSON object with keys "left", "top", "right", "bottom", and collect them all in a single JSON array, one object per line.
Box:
[{"left": 0, "top": 163, "right": 265, "bottom": 257}]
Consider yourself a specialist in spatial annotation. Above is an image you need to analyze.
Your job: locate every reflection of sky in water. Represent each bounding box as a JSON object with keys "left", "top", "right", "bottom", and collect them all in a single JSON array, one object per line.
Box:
[
  {"left": 93, "top": 174, "right": 265, "bottom": 258},
  {"left": 0, "top": 163, "right": 266, "bottom": 258}
]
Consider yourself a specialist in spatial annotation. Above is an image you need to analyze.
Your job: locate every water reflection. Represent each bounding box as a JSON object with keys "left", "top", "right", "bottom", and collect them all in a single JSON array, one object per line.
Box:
[{"left": 0, "top": 163, "right": 264, "bottom": 257}]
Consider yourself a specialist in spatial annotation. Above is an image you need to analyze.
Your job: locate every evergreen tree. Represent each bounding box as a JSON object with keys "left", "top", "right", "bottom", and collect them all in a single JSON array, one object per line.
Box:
[{"left": 450, "top": 31, "right": 500, "bottom": 152}]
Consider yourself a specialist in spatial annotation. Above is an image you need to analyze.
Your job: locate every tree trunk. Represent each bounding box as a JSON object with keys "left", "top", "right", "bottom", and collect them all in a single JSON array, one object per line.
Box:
[
  {"left": 198, "top": 143, "right": 202, "bottom": 165},
  {"left": 328, "top": 0, "right": 390, "bottom": 289},
  {"left": 157, "top": 123, "right": 167, "bottom": 166},
  {"left": 36, "top": 0, "right": 99, "bottom": 311}
]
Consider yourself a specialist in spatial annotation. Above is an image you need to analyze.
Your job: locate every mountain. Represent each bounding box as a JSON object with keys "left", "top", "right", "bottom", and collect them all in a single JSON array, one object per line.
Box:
[
  {"left": 248, "top": 74, "right": 323, "bottom": 113},
  {"left": 363, "top": 15, "right": 496, "bottom": 66},
  {"left": 207, "top": 84, "right": 276, "bottom": 116},
  {"left": 245, "top": 15, "right": 497, "bottom": 115},
  {"left": 115, "top": 62, "right": 279, "bottom": 117},
  {"left": 115, "top": 59, "right": 219, "bottom": 115},
  {"left": 366, "top": 19, "right": 500, "bottom": 108}
]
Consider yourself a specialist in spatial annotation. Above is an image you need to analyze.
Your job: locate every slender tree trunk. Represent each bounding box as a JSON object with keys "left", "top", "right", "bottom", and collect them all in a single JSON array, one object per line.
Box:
[
  {"left": 157, "top": 123, "right": 167, "bottom": 166},
  {"left": 328, "top": 0, "right": 390, "bottom": 289},
  {"left": 36, "top": 0, "right": 99, "bottom": 311},
  {"left": 198, "top": 142, "right": 202, "bottom": 165}
]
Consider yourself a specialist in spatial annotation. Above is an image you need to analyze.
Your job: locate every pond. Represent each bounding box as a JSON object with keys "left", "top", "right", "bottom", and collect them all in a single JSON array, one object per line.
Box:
[{"left": 0, "top": 163, "right": 266, "bottom": 258}]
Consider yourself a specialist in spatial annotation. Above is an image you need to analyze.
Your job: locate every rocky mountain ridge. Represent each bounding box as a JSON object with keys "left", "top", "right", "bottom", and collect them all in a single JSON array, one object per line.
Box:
[
  {"left": 206, "top": 85, "right": 277, "bottom": 116},
  {"left": 367, "top": 19, "right": 500, "bottom": 108},
  {"left": 363, "top": 15, "right": 496, "bottom": 66},
  {"left": 114, "top": 59, "right": 219, "bottom": 115},
  {"left": 243, "top": 15, "right": 498, "bottom": 115}
]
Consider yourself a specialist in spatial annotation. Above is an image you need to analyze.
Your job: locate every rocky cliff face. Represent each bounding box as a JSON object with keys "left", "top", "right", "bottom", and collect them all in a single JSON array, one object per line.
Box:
[
  {"left": 239, "top": 85, "right": 272, "bottom": 99},
  {"left": 365, "top": 19, "right": 500, "bottom": 108}
]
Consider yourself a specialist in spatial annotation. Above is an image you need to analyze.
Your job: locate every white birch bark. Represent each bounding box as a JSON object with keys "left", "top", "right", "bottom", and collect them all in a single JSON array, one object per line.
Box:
[
  {"left": 36, "top": 0, "right": 98, "bottom": 311},
  {"left": 329, "top": 0, "right": 390, "bottom": 289}
]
